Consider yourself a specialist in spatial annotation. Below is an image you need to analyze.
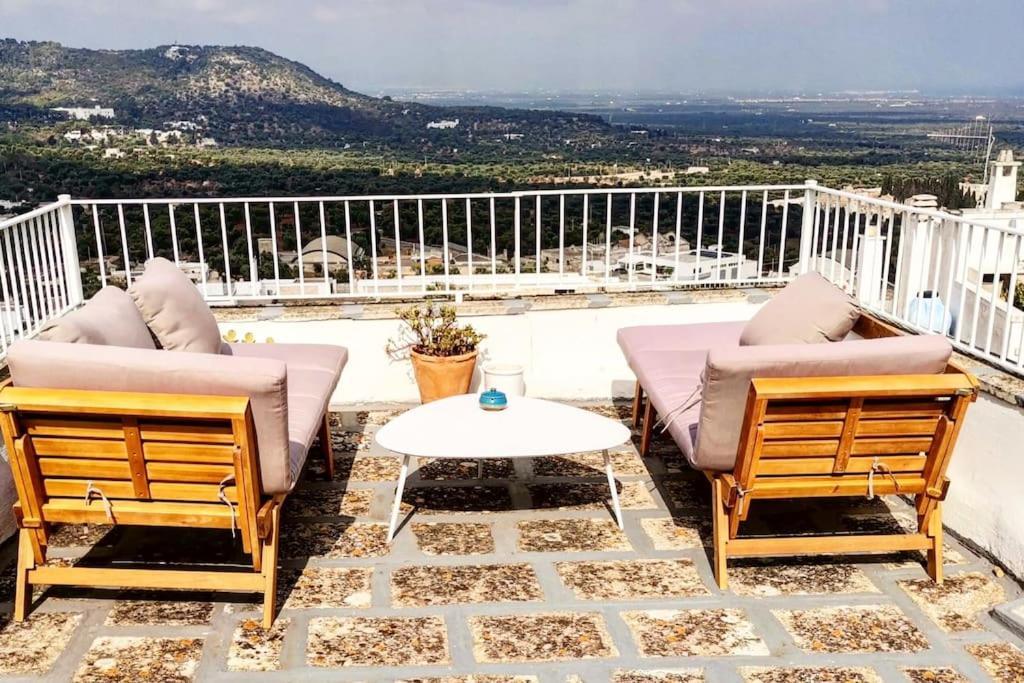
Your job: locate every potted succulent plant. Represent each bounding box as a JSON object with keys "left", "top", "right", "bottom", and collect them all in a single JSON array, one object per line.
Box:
[{"left": 387, "top": 304, "right": 485, "bottom": 403}]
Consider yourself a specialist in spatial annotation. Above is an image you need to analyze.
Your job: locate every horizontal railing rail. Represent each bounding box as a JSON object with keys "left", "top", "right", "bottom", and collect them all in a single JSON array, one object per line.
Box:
[{"left": 2, "top": 181, "right": 1023, "bottom": 378}]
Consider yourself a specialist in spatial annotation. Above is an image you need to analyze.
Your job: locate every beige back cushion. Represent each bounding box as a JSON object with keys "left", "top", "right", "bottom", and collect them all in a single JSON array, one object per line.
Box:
[
  {"left": 38, "top": 286, "right": 155, "bottom": 349},
  {"left": 692, "top": 334, "right": 953, "bottom": 471},
  {"left": 128, "top": 257, "right": 222, "bottom": 353},
  {"left": 740, "top": 272, "right": 860, "bottom": 346},
  {"left": 7, "top": 339, "right": 295, "bottom": 494}
]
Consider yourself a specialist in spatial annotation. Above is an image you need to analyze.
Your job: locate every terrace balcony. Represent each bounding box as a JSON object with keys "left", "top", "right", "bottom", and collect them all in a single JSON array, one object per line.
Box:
[{"left": 0, "top": 176, "right": 1024, "bottom": 681}]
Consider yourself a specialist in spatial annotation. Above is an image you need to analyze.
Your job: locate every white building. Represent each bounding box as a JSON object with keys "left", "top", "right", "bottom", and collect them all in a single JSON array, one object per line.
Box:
[
  {"left": 52, "top": 105, "right": 115, "bottom": 120},
  {"left": 426, "top": 119, "right": 459, "bottom": 130}
]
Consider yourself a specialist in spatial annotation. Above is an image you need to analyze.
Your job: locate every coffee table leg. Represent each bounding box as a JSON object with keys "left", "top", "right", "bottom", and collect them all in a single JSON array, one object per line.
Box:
[
  {"left": 603, "top": 449, "right": 624, "bottom": 529},
  {"left": 387, "top": 454, "right": 411, "bottom": 542}
]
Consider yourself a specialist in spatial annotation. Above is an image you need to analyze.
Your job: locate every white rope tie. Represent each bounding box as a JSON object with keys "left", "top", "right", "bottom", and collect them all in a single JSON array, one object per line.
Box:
[
  {"left": 218, "top": 475, "right": 238, "bottom": 538},
  {"left": 866, "top": 457, "right": 900, "bottom": 500},
  {"left": 83, "top": 481, "right": 114, "bottom": 523}
]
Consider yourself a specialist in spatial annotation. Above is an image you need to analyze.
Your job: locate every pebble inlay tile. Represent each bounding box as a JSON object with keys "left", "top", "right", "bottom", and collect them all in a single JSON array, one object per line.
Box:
[
  {"left": 227, "top": 618, "right": 289, "bottom": 672},
  {"left": 728, "top": 561, "right": 879, "bottom": 597},
  {"left": 517, "top": 519, "right": 632, "bottom": 552},
  {"left": 73, "top": 636, "right": 204, "bottom": 682},
  {"left": 898, "top": 571, "right": 1005, "bottom": 632},
  {"left": 901, "top": 667, "right": 969, "bottom": 683},
  {"left": 966, "top": 641, "right": 1024, "bottom": 682},
  {"left": 612, "top": 671, "right": 704, "bottom": 682},
  {"left": 397, "top": 677, "right": 538, "bottom": 683},
  {"left": 281, "top": 522, "right": 389, "bottom": 559},
  {"left": 400, "top": 485, "right": 515, "bottom": 514},
  {"left": 335, "top": 454, "right": 402, "bottom": 481},
  {"left": 773, "top": 604, "right": 929, "bottom": 653},
  {"left": 528, "top": 481, "right": 656, "bottom": 510},
  {"left": 280, "top": 567, "right": 373, "bottom": 609},
  {"left": 391, "top": 563, "right": 543, "bottom": 607},
  {"left": 640, "top": 517, "right": 705, "bottom": 550},
  {"left": 739, "top": 667, "right": 882, "bottom": 682},
  {"left": 418, "top": 458, "right": 515, "bottom": 480},
  {"left": 556, "top": 559, "right": 709, "bottom": 600},
  {"left": 621, "top": 609, "right": 769, "bottom": 657},
  {"left": 307, "top": 616, "right": 450, "bottom": 667},
  {"left": 285, "top": 487, "right": 374, "bottom": 517},
  {"left": 412, "top": 522, "right": 495, "bottom": 555},
  {"left": 105, "top": 594, "right": 215, "bottom": 626},
  {"left": 469, "top": 612, "right": 617, "bottom": 663},
  {"left": 0, "top": 613, "right": 82, "bottom": 676},
  {"left": 533, "top": 450, "right": 648, "bottom": 477}
]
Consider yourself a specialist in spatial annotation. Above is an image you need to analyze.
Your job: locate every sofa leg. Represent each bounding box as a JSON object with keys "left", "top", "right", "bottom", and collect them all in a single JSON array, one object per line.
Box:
[
  {"left": 631, "top": 381, "right": 644, "bottom": 429},
  {"left": 261, "top": 503, "right": 281, "bottom": 629},
  {"left": 711, "top": 478, "right": 729, "bottom": 590},
  {"left": 318, "top": 413, "right": 334, "bottom": 481},
  {"left": 14, "top": 528, "right": 38, "bottom": 621},
  {"left": 639, "top": 398, "right": 655, "bottom": 457},
  {"left": 925, "top": 502, "right": 944, "bottom": 584}
]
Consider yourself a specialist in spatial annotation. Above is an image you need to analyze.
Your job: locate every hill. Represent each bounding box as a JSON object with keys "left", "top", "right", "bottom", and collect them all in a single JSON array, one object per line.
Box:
[{"left": 0, "top": 39, "right": 610, "bottom": 149}]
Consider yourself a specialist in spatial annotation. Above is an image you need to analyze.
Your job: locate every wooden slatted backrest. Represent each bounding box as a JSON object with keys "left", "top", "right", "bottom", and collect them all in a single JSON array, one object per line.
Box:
[
  {"left": 0, "top": 385, "right": 263, "bottom": 552},
  {"left": 733, "top": 370, "right": 977, "bottom": 502}
]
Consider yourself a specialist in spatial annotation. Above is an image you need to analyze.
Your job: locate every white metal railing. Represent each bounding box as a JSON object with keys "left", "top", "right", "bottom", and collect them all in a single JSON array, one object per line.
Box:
[{"left": 4, "top": 181, "right": 1024, "bottom": 378}]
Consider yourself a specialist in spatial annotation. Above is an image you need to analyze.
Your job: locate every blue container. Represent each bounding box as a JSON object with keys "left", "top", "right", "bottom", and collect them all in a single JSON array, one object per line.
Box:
[{"left": 479, "top": 389, "right": 508, "bottom": 411}]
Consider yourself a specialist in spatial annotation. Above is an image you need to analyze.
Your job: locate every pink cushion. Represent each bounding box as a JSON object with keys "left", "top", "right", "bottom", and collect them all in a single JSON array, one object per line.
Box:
[
  {"left": 7, "top": 340, "right": 295, "bottom": 494},
  {"left": 128, "top": 258, "right": 222, "bottom": 353},
  {"left": 617, "top": 321, "right": 746, "bottom": 367},
  {"left": 691, "top": 334, "right": 953, "bottom": 471},
  {"left": 38, "top": 286, "right": 155, "bottom": 349},
  {"left": 740, "top": 272, "right": 859, "bottom": 346}
]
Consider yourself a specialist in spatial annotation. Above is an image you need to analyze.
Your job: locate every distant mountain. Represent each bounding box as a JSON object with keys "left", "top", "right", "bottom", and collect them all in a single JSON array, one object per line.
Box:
[{"left": 0, "top": 39, "right": 610, "bottom": 148}]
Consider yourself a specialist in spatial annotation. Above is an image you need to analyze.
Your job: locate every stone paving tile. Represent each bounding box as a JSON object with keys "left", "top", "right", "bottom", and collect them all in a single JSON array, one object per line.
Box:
[
  {"left": 330, "top": 431, "right": 373, "bottom": 453},
  {"left": 73, "top": 636, "right": 204, "bottom": 682},
  {"left": 284, "top": 487, "right": 374, "bottom": 517},
  {"left": 417, "top": 457, "right": 515, "bottom": 480},
  {"left": 898, "top": 571, "right": 1005, "bottom": 632},
  {"left": 640, "top": 516, "right": 705, "bottom": 550},
  {"left": 391, "top": 563, "right": 543, "bottom": 607},
  {"left": 527, "top": 481, "right": 657, "bottom": 511},
  {"left": 227, "top": 617, "right": 289, "bottom": 672},
  {"left": 105, "top": 592, "right": 215, "bottom": 625},
  {"left": 556, "top": 559, "right": 709, "bottom": 600},
  {"left": 611, "top": 670, "right": 704, "bottom": 682},
  {"left": 773, "top": 604, "right": 929, "bottom": 653},
  {"left": 279, "top": 566, "right": 373, "bottom": 609},
  {"left": 739, "top": 667, "right": 882, "bottom": 682},
  {"left": 397, "top": 677, "right": 538, "bottom": 683},
  {"left": 412, "top": 522, "right": 495, "bottom": 555},
  {"left": 307, "top": 616, "right": 450, "bottom": 667},
  {"left": 657, "top": 477, "right": 708, "bottom": 512},
  {"left": 901, "top": 667, "right": 969, "bottom": 683},
  {"left": 469, "top": 612, "right": 617, "bottom": 663},
  {"left": 533, "top": 449, "right": 649, "bottom": 477},
  {"left": 280, "top": 522, "right": 389, "bottom": 559},
  {"left": 966, "top": 641, "right": 1024, "bottom": 682},
  {"left": 400, "top": 485, "right": 515, "bottom": 514},
  {"left": 621, "top": 609, "right": 769, "bottom": 657},
  {"left": 0, "top": 612, "right": 82, "bottom": 676},
  {"left": 517, "top": 519, "right": 632, "bottom": 552},
  {"left": 728, "top": 560, "right": 879, "bottom": 597}
]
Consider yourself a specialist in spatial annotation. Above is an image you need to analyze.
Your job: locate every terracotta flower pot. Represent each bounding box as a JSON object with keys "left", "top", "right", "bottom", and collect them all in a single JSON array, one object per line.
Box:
[{"left": 410, "top": 349, "right": 478, "bottom": 403}]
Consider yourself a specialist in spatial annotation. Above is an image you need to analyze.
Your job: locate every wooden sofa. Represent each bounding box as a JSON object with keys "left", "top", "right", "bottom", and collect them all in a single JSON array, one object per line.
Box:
[
  {"left": 620, "top": 295, "right": 977, "bottom": 588},
  {"left": 0, "top": 259, "right": 346, "bottom": 627}
]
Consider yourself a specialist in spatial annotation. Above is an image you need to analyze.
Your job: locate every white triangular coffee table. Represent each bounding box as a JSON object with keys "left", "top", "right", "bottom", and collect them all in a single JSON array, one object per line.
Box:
[{"left": 375, "top": 394, "right": 632, "bottom": 541}]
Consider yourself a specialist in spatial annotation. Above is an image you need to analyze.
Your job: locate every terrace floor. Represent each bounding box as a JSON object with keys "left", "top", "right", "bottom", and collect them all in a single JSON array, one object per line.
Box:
[{"left": 1, "top": 402, "right": 1023, "bottom": 682}]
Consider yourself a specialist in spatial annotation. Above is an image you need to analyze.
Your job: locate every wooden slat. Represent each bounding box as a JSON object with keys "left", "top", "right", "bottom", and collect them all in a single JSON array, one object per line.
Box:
[
  {"left": 760, "top": 436, "right": 933, "bottom": 458},
  {"left": 833, "top": 397, "right": 862, "bottom": 473},
  {"left": 727, "top": 532, "right": 932, "bottom": 557},
  {"left": 123, "top": 418, "right": 150, "bottom": 499},
  {"left": 28, "top": 566, "right": 265, "bottom": 591},
  {"left": 42, "top": 479, "right": 238, "bottom": 503},
  {"left": 0, "top": 386, "right": 250, "bottom": 420},
  {"left": 744, "top": 474, "right": 927, "bottom": 498},
  {"left": 24, "top": 416, "right": 123, "bottom": 439},
  {"left": 751, "top": 373, "right": 976, "bottom": 401},
  {"left": 146, "top": 461, "right": 234, "bottom": 484},
  {"left": 139, "top": 421, "right": 235, "bottom": 444},
  {"left": 41, "top": 498, "right": 236, "bottom": 527},
  {"left": 31, "top": 437, "right": 126, "bottom": 459},
  {"left": 756, "top": 455, "right": 927, "bottom": 476},
  {"left": 762, "top": 418, "right": 941, "bottom": 439},
  {"left": 764, "top": 400, "right": 948, "bottom": 422},
  {"left": 143, "top": 442, "right": 236, "bottom": 464},
  {"left": 38, "top": 457, "right": 131, "bottom": 479}
]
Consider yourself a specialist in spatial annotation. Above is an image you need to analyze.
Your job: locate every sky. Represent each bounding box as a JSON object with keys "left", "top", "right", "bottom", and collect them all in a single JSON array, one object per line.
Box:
[{"left": 2, "top": 0, "right": 1023, "bottom": 94}]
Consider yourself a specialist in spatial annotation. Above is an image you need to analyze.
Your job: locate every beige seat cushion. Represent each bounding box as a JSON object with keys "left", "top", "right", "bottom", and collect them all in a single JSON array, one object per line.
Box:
[
  {"left": 691, "top": 334, "right": 953, "bottom": 472},
  {"left": 38, "top": 286, "right": 155, "bottom": 349},
  {"left": 7, "top": 340, "right": 294, "bottom": 494},
  {"left": 128, "top": 257, "right": 222, "bottom": 353},
  {"left": 740, "top": 272, "right": 860, "bottom": 346}
]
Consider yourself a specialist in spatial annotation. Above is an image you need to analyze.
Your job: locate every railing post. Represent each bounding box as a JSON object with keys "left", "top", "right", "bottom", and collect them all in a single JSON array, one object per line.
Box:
[
  {"left": 56, "top": 195, "right": 83, "bottom": 306},
  {"left": 797, "top": 180, "right": 818, "bottom": 274}
]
